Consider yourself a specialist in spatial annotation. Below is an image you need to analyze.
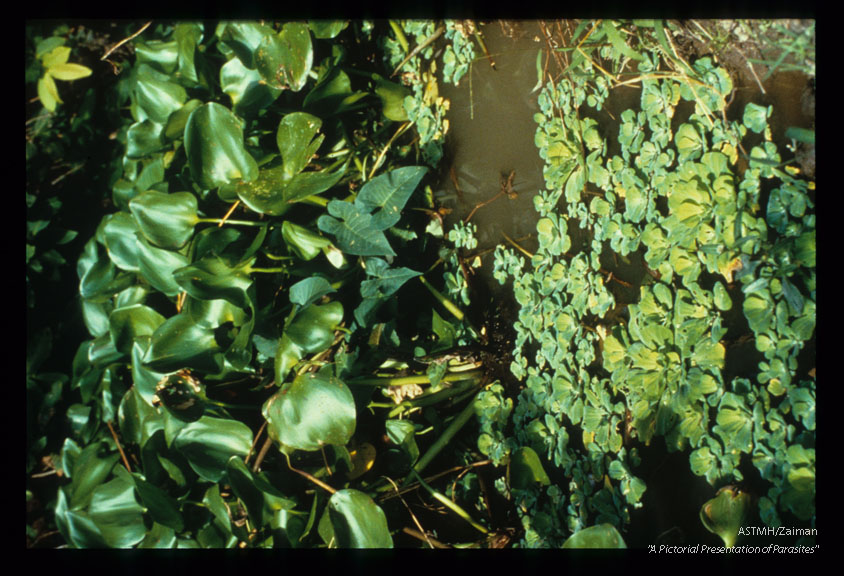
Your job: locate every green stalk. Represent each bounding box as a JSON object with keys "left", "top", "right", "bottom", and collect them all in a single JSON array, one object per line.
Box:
[
  {"left": 411, "top": 390, "right": 480, "bottom": 475},
  {"left": 349, "top": 370, "right": 482, "bottom": 388},
  {"left": 410, "top": 469, "right": 488, "bottom": 535},
  {"left": 419, "top": 275, "right": 464, "bottom": 321},
  {"left": 196, "top": 218, "right": 264, "bottom": 227},
  {"left": 389, "top": 20, "right": 410, "bottom": 53}
]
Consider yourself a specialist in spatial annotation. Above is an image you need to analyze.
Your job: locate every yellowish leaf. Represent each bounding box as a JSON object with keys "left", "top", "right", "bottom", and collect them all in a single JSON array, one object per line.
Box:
[
  {"left": 49, "top": 63, "right": 93, "bottom": 81},
  {"left": 37, "top": 74, "right": 61, "bottom": 112},
  {"left": 41, "top": 46, "right": 71, "bottom": 68}
]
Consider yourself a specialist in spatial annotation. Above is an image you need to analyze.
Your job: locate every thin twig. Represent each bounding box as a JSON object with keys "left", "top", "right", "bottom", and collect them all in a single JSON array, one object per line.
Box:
[
  {"left": 402, "top": 527, "right": 451, "bottom": 549},
  {"left": 368, "top": 121, "right": 411, "bottom": 180},
  {"left": 50, "top": 163, "right": 84, "bottom": 186},
  {"left": 106, "top": 421, "right": 132, "bottom": 473},
  {"left": 219, "top": 200, "right": 241, "bottom": 227},
  {"left": 286, "top": 454, "right": 337, "bottom": 495},
  {"left": 252, "top": 436, "right": 273, "bottom": 473},
  {"left": 391, "top": 25, "right": 446, "bottom": 78},
  {"left": 384, "top": 477, "right": 438, "bottom": 549},
  {"left": 101, "top": 21, "right": 152, "bottom": 61},
  {"left": 245, "top": 421, "right": 267, "bottom": 470}
]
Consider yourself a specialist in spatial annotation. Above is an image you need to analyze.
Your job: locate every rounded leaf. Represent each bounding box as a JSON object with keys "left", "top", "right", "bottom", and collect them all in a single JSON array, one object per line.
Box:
[
  {"left": 700, "top": 487, "right": 751, "bottom": 548},
  {"left": 129, "top": 190, "right": 199, "bottom": 249},
  {"left": 508, "top": 446, "right": 551, "bottom": 489},
  {"left": 262, "top": 371, "right": 355, "bottom": 453},
  {"left": 184, "top": 102, "right": 258, "bottom": 189},
  {"left": 108, "top": 304, "right": 166, "bottom": 355},
  {"left": 562, "top": 524, "right": 627, "bottom": 548},
  {"left": 327, "top": 489, "right": 393, "bottom": 548},
  {"left": 712, "top": 280, "right": 732, "bottom": 311},
  {"left": 172, "top": 415, "right": 253, "bottom": 482}
]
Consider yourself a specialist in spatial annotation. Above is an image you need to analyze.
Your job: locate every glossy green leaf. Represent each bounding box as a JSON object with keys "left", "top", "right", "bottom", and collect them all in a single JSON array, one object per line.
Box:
[
  {"left": 136, "top": 237, "right": 190, "bottom": 297},
  {"left": 308, "top": 20, "right": 348, "bottom": 39},
  {"left": 508, "top": 446, "right": 551, "bottom": 489},
  {"left": 281, "top": 221, "right": 332, "bottom": 261},
  {"left": 218, "top": 21, "right": 275, "bottom": 68},
  {"left": 173, "top": 23, "right": 203, "bottom": 86},
  {"left": 136, "top": 39, "right": 179, "bottom": 74},
  {"left": 184, "top": 102, "right": 258, "bottom": 189},
  {"left": 275, "top": 301, "right": 344, "bottom": 382},
  {"left": 700, "top": 487, "right": 750, "bottom": 548},
  {"left": 173, "top": 256, "right": 252, "bottom": 309},
  {"left": 102, "top": 213, "right": 142, "bottom": 272},
  {"left": 129, "top": 190, "right": 199, "bottom": 249},
  {"left": 221, "top": 56, "right": 281, "bottom": 116},
  {"left": 255, "top": 22, "right": 313, "bottom": 92},
  {"left": 172, "top": 415, "right": 253, "bottom": 482},
  {"left": 277, "top": 112, "right": 323, "bottom": 178},
  {"left": 327, "top": 489, "right": 393, "bottom": 548},
  {"left": 164, "top": 99, "right": 203, "bottom": 140},
  {"left": 304, "top": 68, "right": 366, "bottom": 116},
  {"left": 132, "top": 474, "right": 185, "bottom": 532},
  {"left": 126, "top": 120, "right": 166, "bottom": 159},
  {"left": 145, "top": 312, "right": 223, "bottom": 373},
  {"left": 235, "top": 163, "right": 344, "bottom": 216},
  {"left": 88, "top": 467, "right": 148, "bottom": 548},
  {"left": 108, "top": 305, "right": 166, "bottom": 355},
  {"left": 263, "top": 371, "right": 355, "bottom": 453},
  {"left": 55, "top": 489, "right": 108, "bottom": 548},
  {"left": 138, "top": 523, "right": 177, "bottom": 548},
  {"left": 562, "top": 524, "right": 626, "bottom": 548},
  {"left": 67, "top": 441, "right": 120, "bottom": 510},
  {"left": 226, "top": 456, "right": 295, "bottom": 529},
  {"left": 134, "top": 64, "right": 188, "bottom": 124}
]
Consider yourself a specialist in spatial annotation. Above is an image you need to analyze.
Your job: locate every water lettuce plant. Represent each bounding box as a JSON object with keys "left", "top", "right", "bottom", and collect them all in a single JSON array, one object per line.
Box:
[{"left": 485, "top": 20, "right": 815, "bottom": 547}]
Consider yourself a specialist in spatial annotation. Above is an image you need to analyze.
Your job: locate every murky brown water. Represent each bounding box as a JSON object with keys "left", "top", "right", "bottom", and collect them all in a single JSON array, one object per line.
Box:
[{"left": 437, "top": 22, "right": 547, "bottom": 287}]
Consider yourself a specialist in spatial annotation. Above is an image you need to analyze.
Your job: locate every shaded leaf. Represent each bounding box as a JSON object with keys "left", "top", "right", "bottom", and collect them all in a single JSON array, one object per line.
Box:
[
  {"left": 327, "top": 489, "right": 393, "bottom": 548},
  {"left": 172, "top": 415, "right": 253, "bottom": 482}
]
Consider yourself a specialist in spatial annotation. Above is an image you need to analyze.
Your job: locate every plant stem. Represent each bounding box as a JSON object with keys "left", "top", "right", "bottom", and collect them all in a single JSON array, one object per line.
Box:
[
  {"left": 410, "top": 469, "right": 488, "bottom": 535},
  {"left": 411, "top": 391, "right": 480, "bottom": 476},
  {"left": 197, "top": 218, "right": 264, "bottom": 227},
  {"left": 248, "top": 267, "right": 286, "bottom": 274},
  {"left": 350, "top": 370, "right": 482, "bottom": 388},
  {"left": 419, "top": 275, "right": 464, "bottom": 321},
  {"left": 389, "top": 20, "right": 410, "bottom": 53}
]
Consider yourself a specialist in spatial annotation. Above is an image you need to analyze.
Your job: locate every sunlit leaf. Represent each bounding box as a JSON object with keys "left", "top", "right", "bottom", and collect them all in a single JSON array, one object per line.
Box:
[
  {"left": 130, "top": 190, "right": 199, "bottom": 249},
  {"left": 184, "top": 102, "right": 258, "bottom": 189},
  {"left": 263, "top": 370, "right": 356, "bottom": 453}
]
